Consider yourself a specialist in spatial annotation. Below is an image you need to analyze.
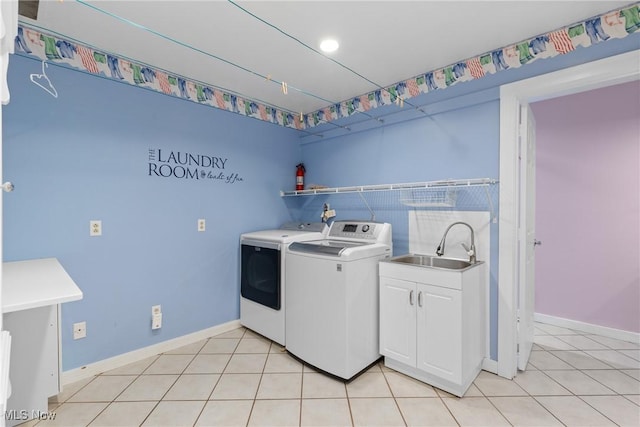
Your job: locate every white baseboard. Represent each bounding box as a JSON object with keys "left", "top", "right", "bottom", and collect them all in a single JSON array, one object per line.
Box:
[
  {"left": 61, "top": 319, "right": 242, "bottom": 385},
  {"left": 534, "top": 313, "right": 640, "bottom": 344}
]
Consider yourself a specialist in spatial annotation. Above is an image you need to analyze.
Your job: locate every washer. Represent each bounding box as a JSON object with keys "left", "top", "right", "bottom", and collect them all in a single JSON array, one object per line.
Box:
[
  {"left": 240, "top": 222, "right": 328, "bottom": 345},
  {"left": 285, "top": 220, "right": 392, "bottom": 380}
]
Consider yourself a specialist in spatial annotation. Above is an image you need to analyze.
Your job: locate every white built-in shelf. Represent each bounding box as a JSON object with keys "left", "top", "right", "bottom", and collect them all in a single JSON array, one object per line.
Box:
[
  {"left": 281, "top": 178, "right": 497, "bottom": 197},
  {"left": 281, "top": 178, "right": 499, "bottom": 219}
]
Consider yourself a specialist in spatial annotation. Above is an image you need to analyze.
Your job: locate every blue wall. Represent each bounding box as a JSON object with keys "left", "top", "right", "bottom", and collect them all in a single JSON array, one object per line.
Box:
[
  {"left": 297, "top": 97, "right": 501, "bottom": 358},
  {"left": 298, "top": 35, "right": 640, "bottom": 360},
  {"left": 3, "top": 55, "right": 300, "bottom": 370},
  {"left": 3, "top": 32, "right": 638, "bottom": 369}
]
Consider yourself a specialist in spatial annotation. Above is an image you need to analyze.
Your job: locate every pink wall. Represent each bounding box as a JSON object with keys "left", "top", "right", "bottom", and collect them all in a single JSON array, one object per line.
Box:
[{"left": 531, "top": 81, "right": 640, "bottom": 333}]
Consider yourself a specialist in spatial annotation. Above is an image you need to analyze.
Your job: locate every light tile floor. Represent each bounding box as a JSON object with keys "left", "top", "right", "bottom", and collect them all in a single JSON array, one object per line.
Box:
[{"left": 21, "top": 322, "right": 640, "bottom": 426}]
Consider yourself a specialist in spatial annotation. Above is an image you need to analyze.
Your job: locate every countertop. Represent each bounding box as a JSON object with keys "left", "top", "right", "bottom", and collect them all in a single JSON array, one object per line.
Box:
[{"left": 2, "top": 258, "right": 83, "bottom": 313}]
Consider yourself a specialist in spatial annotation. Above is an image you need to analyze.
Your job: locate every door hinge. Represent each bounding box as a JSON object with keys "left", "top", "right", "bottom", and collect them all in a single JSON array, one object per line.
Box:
[{"left": 518, "top": 104, "right": 523, "bottom": 125}]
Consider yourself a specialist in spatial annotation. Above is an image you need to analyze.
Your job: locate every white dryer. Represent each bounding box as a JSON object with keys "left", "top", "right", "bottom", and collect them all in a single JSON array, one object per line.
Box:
[
  {"left": 240, "top": 222, "right": 328, "bottom": 345},
  {"left": 285, "top": 220, "right": 392, "bottom": 380}
]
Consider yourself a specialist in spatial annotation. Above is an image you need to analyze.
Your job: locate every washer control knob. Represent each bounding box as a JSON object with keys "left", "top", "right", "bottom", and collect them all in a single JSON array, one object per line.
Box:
[{"left": 362, "top": 224, "right": 370, "bottom": 232}]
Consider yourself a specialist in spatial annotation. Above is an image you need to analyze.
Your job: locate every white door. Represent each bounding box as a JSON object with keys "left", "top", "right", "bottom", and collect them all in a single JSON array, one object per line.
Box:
[
  {"left": 498, "top": 50, "right": 640, "bottom": 380},
  {"left": 0, "top": 73, "right": 4, "bottom": 330},
  {"left": 417, "top": 284, "right": 462, "bottom": 383},
  {"left": 379, "top": 277, "right": 416, "bottom": 366},
  {"left": 517, "top": 103, "right": 537, "bottom": 371}
]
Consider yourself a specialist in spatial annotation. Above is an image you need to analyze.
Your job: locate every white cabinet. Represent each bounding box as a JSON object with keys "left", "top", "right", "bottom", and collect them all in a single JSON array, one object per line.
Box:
[
  {"left": 379, "top": 277, "right": 416, "bottom": 366},
  {"left": 3, "top": 258, "right": 83, "bottom": 426},
  {"left": 379, "top": 261, "right": 485, "bottom": 397},
  {"left": 417, "top": 283, "right": 462, "bottom": 383},
  {"left": 4, "top": 305, "right": 60, "bottom": 425}
]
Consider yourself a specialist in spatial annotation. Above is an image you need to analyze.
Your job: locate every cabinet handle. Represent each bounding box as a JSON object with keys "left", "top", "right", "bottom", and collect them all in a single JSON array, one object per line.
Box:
[
  {"left": 418, "top": 291, "right": 423, "bottom": 307},
  {"left": 409, "top": 290, "right": 414, "bottom": 306}
]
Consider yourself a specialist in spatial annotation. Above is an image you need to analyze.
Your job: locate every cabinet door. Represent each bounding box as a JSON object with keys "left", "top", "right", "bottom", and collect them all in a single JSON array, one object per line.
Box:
[
  {"left": 5, "top": 304, "right": 60, "bottom": 424},
  {"left": 416, "top": 283, "right": 462, "bottom": 383},
  {"left": 379, "top": 277, "right": 416, "bottom": 366}
]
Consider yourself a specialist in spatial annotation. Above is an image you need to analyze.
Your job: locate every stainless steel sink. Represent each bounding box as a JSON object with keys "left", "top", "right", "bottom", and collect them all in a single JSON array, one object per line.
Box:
[{"left": 388, "top": 254, "right": 476, "bottom": 271}]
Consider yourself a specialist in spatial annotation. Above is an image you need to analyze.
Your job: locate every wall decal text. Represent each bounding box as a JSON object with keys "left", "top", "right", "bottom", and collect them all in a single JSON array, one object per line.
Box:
[{"left": 148, "top": 148, "right": 243, "bottom": 183}]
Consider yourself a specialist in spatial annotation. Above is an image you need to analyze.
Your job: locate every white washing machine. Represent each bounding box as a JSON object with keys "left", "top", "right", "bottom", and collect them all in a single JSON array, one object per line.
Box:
[
  {"left": 285, "top": 220, "right": 392, "bottom": 380},
  {"left": 240, "top": 222, "right": 328, "bottom": 345}
]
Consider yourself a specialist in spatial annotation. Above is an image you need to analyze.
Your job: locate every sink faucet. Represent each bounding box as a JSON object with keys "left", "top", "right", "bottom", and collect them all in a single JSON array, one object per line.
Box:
[{"left": 435, "top": 222, "right": 476, "bottom": 263}]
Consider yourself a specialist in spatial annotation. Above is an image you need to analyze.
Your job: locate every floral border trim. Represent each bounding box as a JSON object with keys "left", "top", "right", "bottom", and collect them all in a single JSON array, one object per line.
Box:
[
  {"left": 14, "top": 24, "right": 305, "bottom": 130},
  {"left": 303, "top": 3, "right": 640, "bottom": 129},
  {"left": 13, "top": 3, "right": 639, "bottom": 131}
]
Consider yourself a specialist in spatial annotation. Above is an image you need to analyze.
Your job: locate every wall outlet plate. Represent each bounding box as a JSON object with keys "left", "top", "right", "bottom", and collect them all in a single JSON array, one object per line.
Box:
[
  {"left": 73, "top": 321, "right": 86, "bottom": 339},
  {"left": 152, "top": 313, "right": 162, "bottom": 330},
  {"left": 198, "top": 219, "right": 206, "bottom": 232},
  {"left": 90, "top": 220, "right": 102, "bottom": 236}
]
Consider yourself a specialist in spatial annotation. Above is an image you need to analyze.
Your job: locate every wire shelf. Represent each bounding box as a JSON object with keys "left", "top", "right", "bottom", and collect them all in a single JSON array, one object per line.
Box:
[
  {"left": 281, "top": 177, "right": 499, "bottom": 222},
  {"left": 280, "top": 178, "right": 497, "bottom": 197}
]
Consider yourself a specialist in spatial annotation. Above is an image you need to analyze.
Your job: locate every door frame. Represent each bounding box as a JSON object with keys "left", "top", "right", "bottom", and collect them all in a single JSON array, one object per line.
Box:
[
  {"left": 497, "top": 50, "right": 640, "bottom": 379},
  {"left": 517, "top": 102, "right": 536, "bottom": 372}
]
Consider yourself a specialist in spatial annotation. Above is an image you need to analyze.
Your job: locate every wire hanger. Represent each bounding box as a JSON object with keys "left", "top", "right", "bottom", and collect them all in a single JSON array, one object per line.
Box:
[{"left": 30, "top": 60, "right": 58, "bottom": 98}]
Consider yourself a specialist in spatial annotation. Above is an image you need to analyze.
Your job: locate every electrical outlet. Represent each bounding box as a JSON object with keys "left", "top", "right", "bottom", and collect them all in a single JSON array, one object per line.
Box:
[
  {"left": 198, "top": 219, "right": 206, "bottom": 232},
  {"left": 151, "top": 305, "right": 162, "bottom": 330},
  {"left": 152, "top": 313, "right": 162, "bottom": 330},
  {"left": 73, "top": 321, "right": 86, "bottom": 339},
  {"left": 90, "top": 220, "right": 102, "bottom": 236}
]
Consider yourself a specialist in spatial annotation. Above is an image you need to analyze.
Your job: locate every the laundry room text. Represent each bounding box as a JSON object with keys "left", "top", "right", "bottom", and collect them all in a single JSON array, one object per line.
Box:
[{"left": 147, "top": 148, "right": 243, "bottom": 183}]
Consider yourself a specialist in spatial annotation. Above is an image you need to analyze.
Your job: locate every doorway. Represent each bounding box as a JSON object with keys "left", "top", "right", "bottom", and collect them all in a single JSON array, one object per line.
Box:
[
  {"left": 531, "top": 81, "right": 639, "bottom": 339},
  {"left": 497, "top": 50, "right": 640, "bottom": 379}
]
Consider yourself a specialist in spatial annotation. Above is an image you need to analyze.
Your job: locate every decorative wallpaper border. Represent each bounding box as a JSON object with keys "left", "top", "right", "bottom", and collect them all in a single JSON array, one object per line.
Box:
[
  {"left": 13, "top": 3, "right": 640, "bottom": 131},
  {"left": 305, "top": 3, "right": 640, "bottom": 129},
  {"left": 14, "top": 24, "right": 304, "bottom": 130}
]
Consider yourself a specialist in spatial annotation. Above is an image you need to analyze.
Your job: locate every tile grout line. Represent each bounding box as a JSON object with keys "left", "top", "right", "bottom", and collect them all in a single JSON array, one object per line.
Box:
[
  {"left": 298, "top": 354, "right": 304, "bottom": 427},
  {"left": 199, "top": 328, "right": 251, "bottom": 426},
  {"left": 244, "top": 328, "right": 268, "bottom": 427},
  {"left": 190, "top": 335, "right": 230, "bottom": 427},
  {"left": 526, "top": 346, "right": 592, "bottom": 427},
  {"left": 496, "top": 327, "right": 635, "bottom": 426},
  {"left": 33, "top": 322, "right": 639, "bottom": 427},
  {"left": 509, "top": 360, "right": 567, "bottom": 426},
  {"left": 380, "top": 365, "right": 409, "bottom": 427},
  {"left": 343, "top": 371, "right": 355, "bottom": 427},
  {"left": 135, "top": 350, "right": 199, "bottom": 426},
  {"left": 534, "top": 329, "right": 639, "bottom": 426},
  {"left": 473, "top": 372, "right": 518, "bottom": 426},
  {"left": 181, "top": 330, "right": 245, "bottom": 426},
  {"left": 89, "top": 371, "right": 146, "bottom": 427}
]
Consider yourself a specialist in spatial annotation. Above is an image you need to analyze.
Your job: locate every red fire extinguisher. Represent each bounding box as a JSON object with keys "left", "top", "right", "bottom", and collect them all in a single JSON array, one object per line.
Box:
[{"left": 296, "top": 163, "right": 305, "bottom": 190}]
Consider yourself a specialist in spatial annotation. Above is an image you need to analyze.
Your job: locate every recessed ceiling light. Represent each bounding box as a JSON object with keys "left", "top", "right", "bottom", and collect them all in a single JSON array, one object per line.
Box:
[{"left": 319, "top": 39, "right": 339, "bottom": 53}]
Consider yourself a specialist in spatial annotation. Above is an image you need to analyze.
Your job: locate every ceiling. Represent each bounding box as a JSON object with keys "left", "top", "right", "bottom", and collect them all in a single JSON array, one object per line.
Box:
[{"left": 18, "top": 1, "right": 634, "bottom": 115}]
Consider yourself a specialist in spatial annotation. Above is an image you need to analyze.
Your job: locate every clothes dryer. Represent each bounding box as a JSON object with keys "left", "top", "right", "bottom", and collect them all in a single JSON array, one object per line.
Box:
[{"left": 240, "top": 222, "right": 328, "bottom": 345}]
